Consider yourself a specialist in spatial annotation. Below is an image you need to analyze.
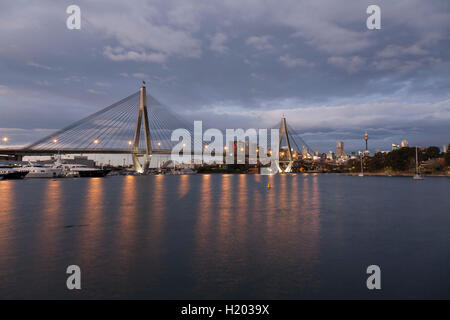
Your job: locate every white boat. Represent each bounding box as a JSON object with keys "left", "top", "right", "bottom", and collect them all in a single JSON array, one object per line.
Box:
[
  {"left": 413, "top": 146, "right": 424, "bottom": 180},
  {"left": 18, "top": 163, "right": 63, "bottom": 178},
  {"left": 179, "top": 168, "right": 197, "bottom": 175}
]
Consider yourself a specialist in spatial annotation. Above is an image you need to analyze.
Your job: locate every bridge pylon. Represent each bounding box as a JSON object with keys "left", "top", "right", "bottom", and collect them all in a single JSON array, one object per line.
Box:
[
  {"left": 132, "top": 85, "right": 152, "bottom": 173},
  {"left": 277, "top": 117, "right": 293, "bottom": 173}
]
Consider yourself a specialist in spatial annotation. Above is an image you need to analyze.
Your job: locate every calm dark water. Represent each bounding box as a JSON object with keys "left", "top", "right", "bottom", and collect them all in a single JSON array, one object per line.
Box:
[{"left": 0, "top": 174, "right": 449, "bottom": 299}]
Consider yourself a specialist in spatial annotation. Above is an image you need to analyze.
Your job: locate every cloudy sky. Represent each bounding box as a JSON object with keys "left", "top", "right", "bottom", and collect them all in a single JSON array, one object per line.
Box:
[{"left": 0, "top": 0, "right": 449, "bottom": 152}]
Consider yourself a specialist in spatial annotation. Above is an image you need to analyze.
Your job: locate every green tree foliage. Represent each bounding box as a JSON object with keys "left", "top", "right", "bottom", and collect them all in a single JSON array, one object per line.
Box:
[
  {"left": 345, "top": 146, "right": 446, "bottom": 172},
  {"left": 347, "top": 159, "right": 359, "bottom": 172},
  {"left": 424, "top": 146, "right": 441, "bottom": 160},
  {"left": 366, "top": 152, "right": 386, "bottom": 172},
  {"left": 385, "top": 147, "right": 415, "bottom": 171}
]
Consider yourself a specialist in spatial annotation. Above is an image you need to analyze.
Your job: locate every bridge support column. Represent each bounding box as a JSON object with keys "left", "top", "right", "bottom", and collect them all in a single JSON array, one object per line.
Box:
[
  {"left": 278, "top": 117, "right": 293, "bottom": 173},
  {"left": 132, "top": 85, "right": 152, "bottom": 173}
]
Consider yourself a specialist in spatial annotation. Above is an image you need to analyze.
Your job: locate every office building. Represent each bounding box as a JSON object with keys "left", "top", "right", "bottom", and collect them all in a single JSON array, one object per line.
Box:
[{"left": 336, "top": 141, "right": 344, "bottom": 158}]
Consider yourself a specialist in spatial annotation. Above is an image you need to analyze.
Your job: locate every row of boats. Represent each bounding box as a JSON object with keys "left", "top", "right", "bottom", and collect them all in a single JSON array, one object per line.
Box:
[{"left": 0, "top": 161, "right": 110, "bottom": 180}]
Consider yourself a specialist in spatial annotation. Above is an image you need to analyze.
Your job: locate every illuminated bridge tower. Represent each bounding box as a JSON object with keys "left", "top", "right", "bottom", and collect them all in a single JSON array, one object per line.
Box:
[
  {"left": 132, "top": 85, "right": 152, "bottom": 173},
  {"left": 278, "top": 117, "right": 293, "bottom": 173}
]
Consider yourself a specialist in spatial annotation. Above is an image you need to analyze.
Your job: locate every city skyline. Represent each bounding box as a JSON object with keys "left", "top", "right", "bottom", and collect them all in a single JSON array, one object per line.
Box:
[{"left": 0, "top": 0, "right": 449, "bottom": 152}]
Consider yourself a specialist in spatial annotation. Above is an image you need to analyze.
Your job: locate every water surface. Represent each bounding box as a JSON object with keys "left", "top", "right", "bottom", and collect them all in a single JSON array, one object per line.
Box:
[{"left": 0, "top": 174, "right": 449, "bottom": 299}]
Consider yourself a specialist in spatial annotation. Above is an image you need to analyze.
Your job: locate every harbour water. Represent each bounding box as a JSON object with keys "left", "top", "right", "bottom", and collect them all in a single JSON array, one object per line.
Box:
[{"left": 0, "top": 174, "right": 449, "bottom": 299}]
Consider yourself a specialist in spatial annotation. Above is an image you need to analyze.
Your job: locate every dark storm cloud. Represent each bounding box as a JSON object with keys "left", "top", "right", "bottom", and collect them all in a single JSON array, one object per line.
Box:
[{"left": 0, "top": 0, "right": 449, "bottom": 150}]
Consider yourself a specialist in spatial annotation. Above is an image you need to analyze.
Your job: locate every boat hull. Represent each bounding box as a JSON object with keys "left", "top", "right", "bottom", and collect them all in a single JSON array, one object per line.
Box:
[
  {"left": 0, "top": 171, "right": 28, "bottom": 180},
  {"left": 77, "top": 169, "right": 111, "bottom": 178},
  {"left": 25, "top": 169, "right": 63, "bottom": 178}
]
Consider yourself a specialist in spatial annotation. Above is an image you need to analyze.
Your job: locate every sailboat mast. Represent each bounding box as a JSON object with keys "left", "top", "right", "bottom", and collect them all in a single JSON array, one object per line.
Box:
[
  {"left": 361, "top": 154, "right": 364, "bottom": 174},
  {"left": 415, "top": 146, "right": 419, "bottom": 174}
]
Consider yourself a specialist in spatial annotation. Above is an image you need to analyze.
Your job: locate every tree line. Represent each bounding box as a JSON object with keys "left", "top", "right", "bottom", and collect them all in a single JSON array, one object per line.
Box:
[{"left": 347, "top": 145, "right": 450, "bottom": 173}]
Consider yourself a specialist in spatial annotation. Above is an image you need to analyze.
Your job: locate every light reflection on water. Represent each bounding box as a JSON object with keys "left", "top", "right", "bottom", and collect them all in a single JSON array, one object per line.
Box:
[
  {"left": 78, "top": 178, "right": 104, "bottom": 268},
  {"left": 148, "top": 175, "right": 166, "bottom": 262},
  {"left": 115, "top": 175, "right": 138, "bottom": 273},
  {"left": 0, "top": 181, "right": 15, "bottom": 281},
  {"left": 40, "top": 180, "right": 62, "bottom": 254},
  {"left": 0, "top": 175, "right": 449, "bottom": 299}
]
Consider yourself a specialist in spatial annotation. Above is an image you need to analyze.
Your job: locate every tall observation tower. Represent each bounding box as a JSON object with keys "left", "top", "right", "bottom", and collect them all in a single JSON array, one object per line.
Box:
[{"left": 364, "top": 132, "right": 368, "bottom": 152}]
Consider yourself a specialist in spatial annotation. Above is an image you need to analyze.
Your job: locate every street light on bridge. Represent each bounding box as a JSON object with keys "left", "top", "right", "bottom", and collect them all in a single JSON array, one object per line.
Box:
[{"left": 2, "top": 137, "right": 8, "bottom": 143}]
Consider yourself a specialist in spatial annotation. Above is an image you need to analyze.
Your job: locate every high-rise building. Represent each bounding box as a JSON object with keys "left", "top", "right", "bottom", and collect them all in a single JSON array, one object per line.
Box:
[
  {"left": 364, "top": 132, "right": 368, "bottom": 151},
  {"left": 401, "top": 140, "right": 409, "bottom": 148},
  {"left": 444, "top": 144, "right": 448, "bottom": 153},
  {"left": 302, "top": 145, "right": 309, "bottom": 157},
  {"left": 327, "top": 151, "right": 335, "bottom": 160},
  {"left": 336, "top": 141, "right": 344, "bottom": 158}
]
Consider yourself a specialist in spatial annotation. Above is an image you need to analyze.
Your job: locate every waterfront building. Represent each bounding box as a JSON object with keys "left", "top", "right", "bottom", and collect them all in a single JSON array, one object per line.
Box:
[
  {"left": 52, "top": 155, "right": 96, "bottom": 167},
  {"left": 401, "top": 140, "right": 409, "bottom": 148}
]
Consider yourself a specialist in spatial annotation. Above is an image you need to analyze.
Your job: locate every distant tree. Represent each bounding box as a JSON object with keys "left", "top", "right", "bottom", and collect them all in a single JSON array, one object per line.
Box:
[
  {"left": 424, "top": 146, "right": 441, "bottom": 160},
  {"left": 386, "top": 147, "right": 415, "bottom": 171},
  {"left": 366, "top": 152, "right": 386, "bottom": 172}
]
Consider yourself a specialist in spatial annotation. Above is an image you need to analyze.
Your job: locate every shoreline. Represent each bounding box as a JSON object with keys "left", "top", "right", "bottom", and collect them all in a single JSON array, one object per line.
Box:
[{"left": 344, "top": 172, "right": 450, "bottom": 177}]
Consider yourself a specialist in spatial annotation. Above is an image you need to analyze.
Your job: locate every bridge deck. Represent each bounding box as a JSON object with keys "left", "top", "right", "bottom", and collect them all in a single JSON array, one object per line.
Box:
[
  {"left": 0, "top": 148, "right": 296, "bottom": 162},
  {"left": 0, "top": 148, "right": 173, "bottom": 156}
]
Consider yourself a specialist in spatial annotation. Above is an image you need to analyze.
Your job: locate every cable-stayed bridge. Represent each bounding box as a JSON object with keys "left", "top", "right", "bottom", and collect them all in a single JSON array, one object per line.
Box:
[{"left": 0, "top": 85, "right": 313, "bottom": 173}]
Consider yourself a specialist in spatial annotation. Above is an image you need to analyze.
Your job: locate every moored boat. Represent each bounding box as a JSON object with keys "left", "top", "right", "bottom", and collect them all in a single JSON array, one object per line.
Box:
[
  {"left": 62, "top": 164, "right": 110, "bottom": 177},
  {"left": 17, "top": 163, "right": 64, "bottom": 178},
  {"left": 0, "top": 167, "right": 28, "bottom": 180}
]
